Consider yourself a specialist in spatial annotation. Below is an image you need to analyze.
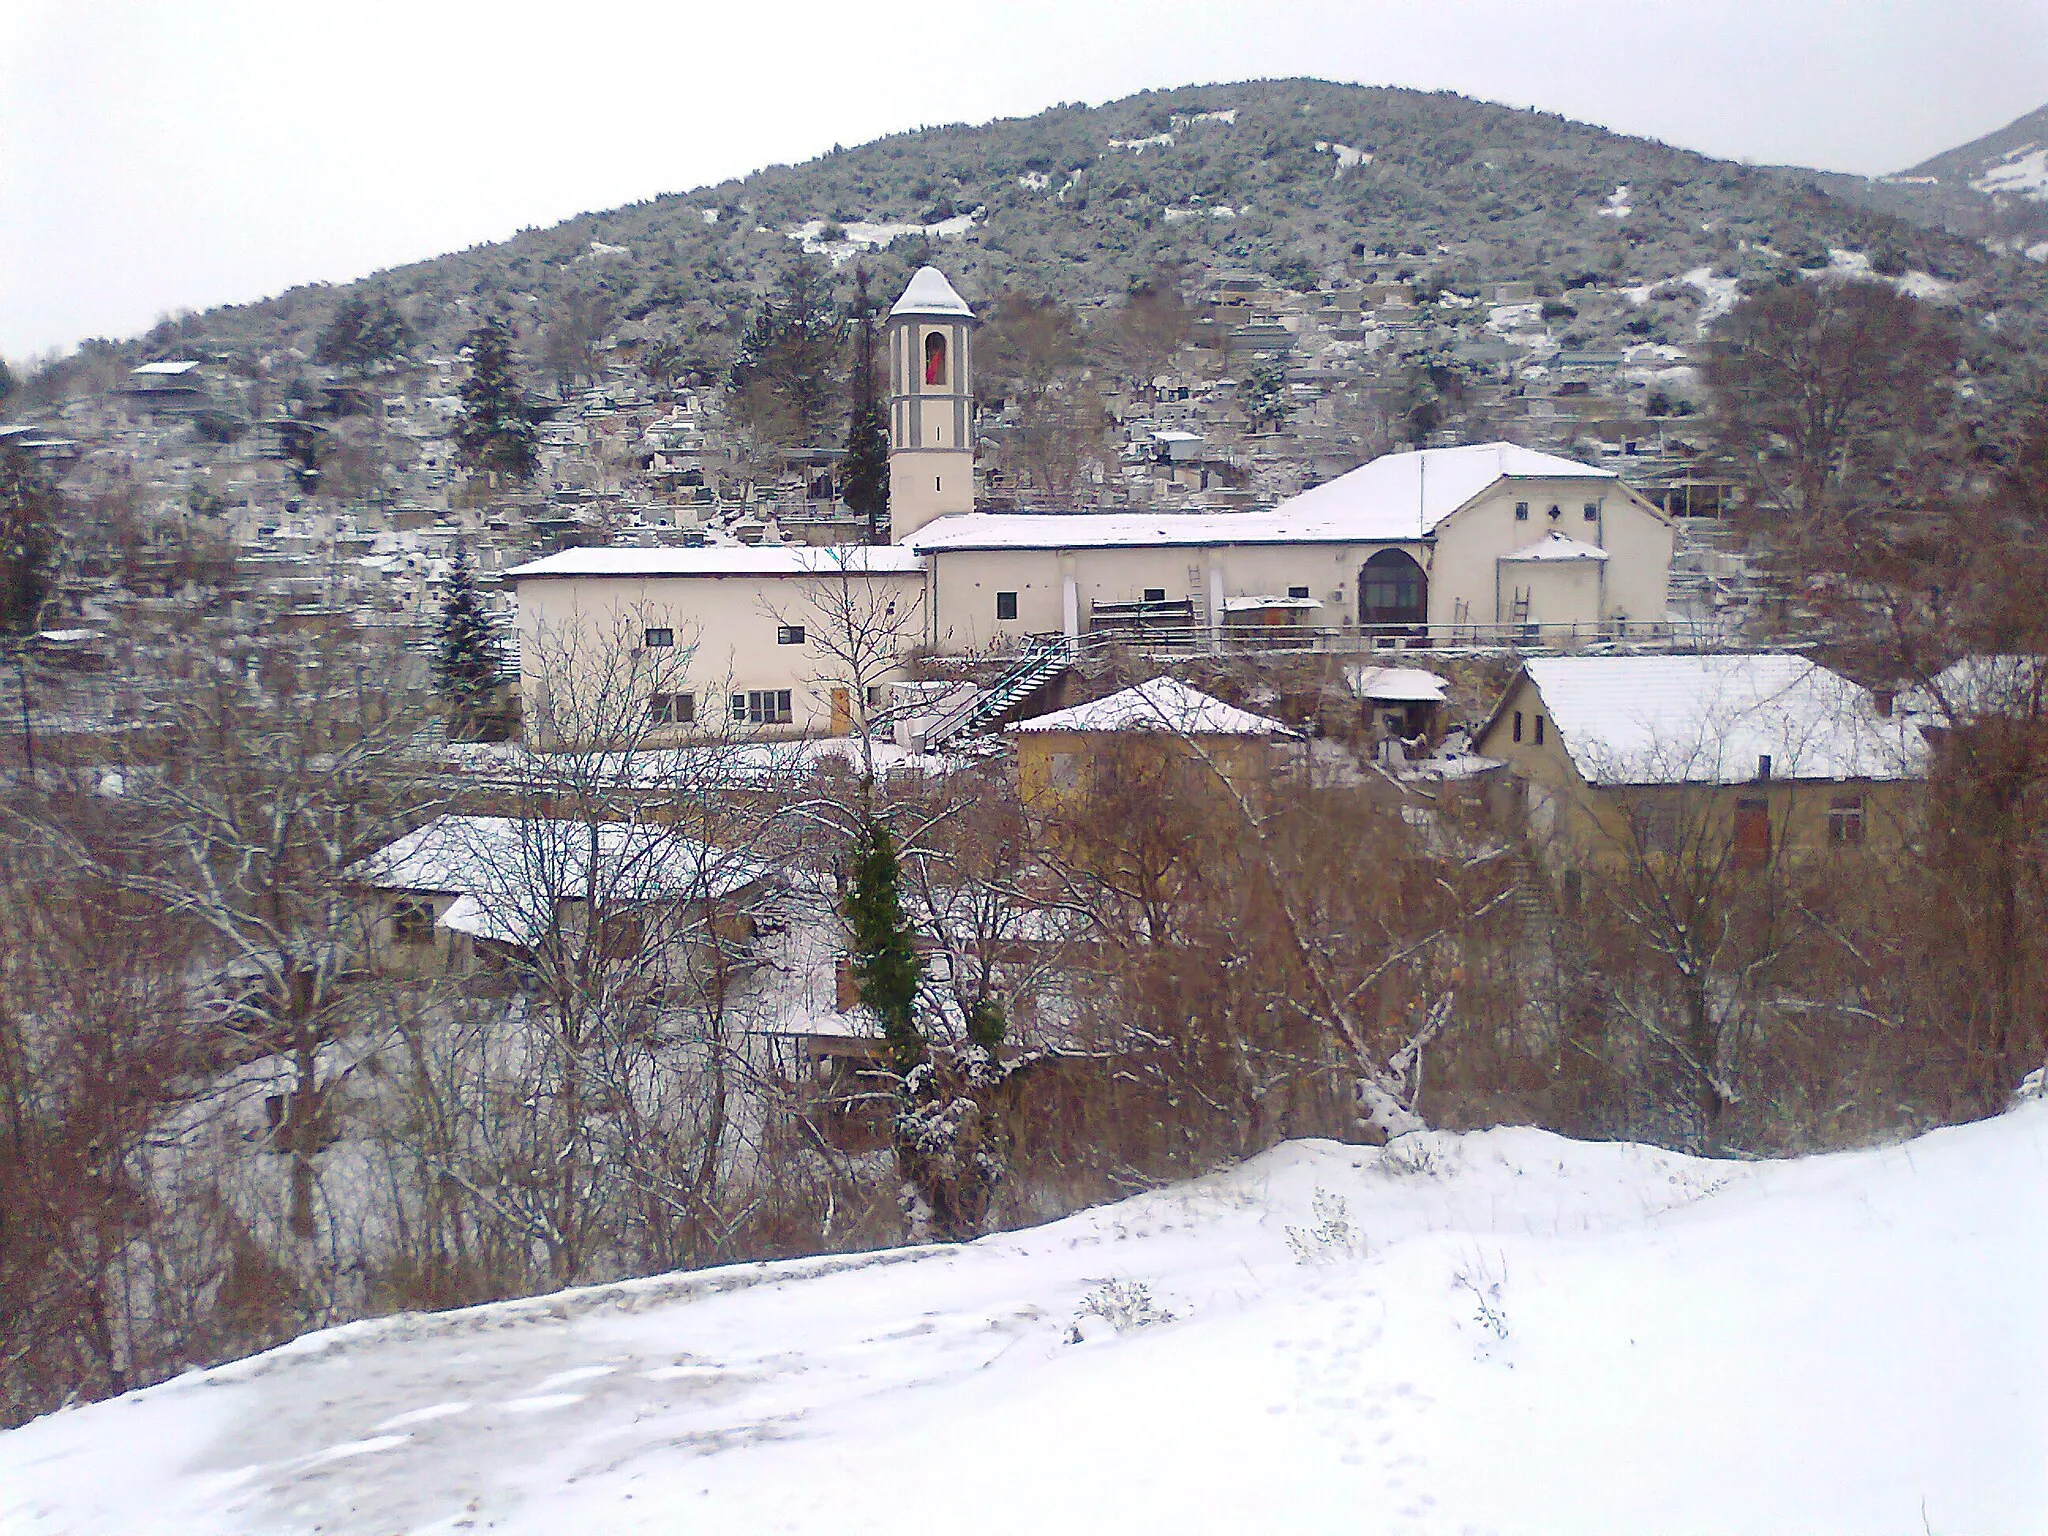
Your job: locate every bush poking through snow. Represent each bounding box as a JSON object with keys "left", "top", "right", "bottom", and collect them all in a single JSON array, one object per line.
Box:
[
  {"left": 1379, "top": 1138, "right": 1445, "bottom": 1179},
  {"left": 1452, "top": 1249, "right": 1510, "bottom": 1340},
  {"left": 1286, "top": 1187, "right": 1367, "bottom": 1265},
  {"left": 1067, "top": 1279, "right": 1175, "bottom": 1343}
]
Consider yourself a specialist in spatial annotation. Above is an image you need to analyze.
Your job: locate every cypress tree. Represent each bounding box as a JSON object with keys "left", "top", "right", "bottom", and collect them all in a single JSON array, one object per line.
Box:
[
  {"left": 845, "top": 815, "right": 924, "bottom": 1073},
  {"left": 0, "top": 441, "right": 58, "bottom": 638},
  {"left": 454, "top": 318, "right": 539, "bottom": 480},
  {"left": 433, "top": 544, "right": 503, "bottom": 737},
  {"left": 841, "top": 267, "right": 891, "bottom": 543}
]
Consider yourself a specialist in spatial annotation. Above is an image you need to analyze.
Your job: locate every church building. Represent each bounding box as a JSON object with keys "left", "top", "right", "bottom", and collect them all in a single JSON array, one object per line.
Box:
[{"left": 506, "top": 267, "right": 1675, "bottom": 746}]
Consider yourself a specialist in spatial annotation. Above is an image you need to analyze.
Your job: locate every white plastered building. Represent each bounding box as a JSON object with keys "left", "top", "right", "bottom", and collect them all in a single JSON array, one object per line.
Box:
[{"left": 507, "top": 266, "right": 1675, "bottom": 745}]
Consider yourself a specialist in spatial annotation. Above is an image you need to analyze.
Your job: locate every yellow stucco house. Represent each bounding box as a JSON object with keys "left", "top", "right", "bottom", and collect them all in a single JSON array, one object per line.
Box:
[
  {"left": 1473, "top": 654, "right": 1927, "bottom": 893},
  {"left": 1008, "top": 675, "right": 1299, "bottom": 814}
]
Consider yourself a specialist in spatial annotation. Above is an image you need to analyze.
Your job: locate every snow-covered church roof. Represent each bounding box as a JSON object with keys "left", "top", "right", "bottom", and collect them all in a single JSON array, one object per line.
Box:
[
  {"left": 890, "top": 266, "right": 975, "bottom": 320},
  {"left": 906, "top": 443, "right": 1625, "bottom": 554}
]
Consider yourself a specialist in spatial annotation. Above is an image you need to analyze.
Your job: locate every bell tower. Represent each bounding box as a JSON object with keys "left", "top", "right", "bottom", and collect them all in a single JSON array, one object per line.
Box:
[{"left": 886, "top": 266, "right": 976, "bottom": 542}]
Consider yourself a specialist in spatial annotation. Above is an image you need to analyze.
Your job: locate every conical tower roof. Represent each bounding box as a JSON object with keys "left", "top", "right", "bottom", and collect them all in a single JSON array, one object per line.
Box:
[{"left": 889, "top": 266, "right": 974, "bottom": 319}]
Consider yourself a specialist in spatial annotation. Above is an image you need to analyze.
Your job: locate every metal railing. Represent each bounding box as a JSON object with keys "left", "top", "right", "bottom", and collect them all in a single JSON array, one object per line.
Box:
[{"left": 1054, "top": 617, "right": 1742, "bottom": 661}]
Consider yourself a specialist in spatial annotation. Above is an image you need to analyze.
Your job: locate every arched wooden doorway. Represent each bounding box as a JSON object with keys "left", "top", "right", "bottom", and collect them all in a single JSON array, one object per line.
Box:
[{"left": 1359, "top": 548, "right": 1427, "bottom": 632}]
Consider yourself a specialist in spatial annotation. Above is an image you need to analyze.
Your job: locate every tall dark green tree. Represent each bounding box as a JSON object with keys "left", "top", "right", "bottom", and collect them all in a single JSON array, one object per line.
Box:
[
  {"left": 845, "top": 814, "right": 924, "bottom": 1074},
  {"left": 315, "top": 294, "right": 415, "bottom": 375},
  {"left": 0, "top": 358, "right": 16, "bottom": 416},
  {"left": 0, "top": 441, "right": 58, "bottom": 638},
  {"left": 433, "top": 545, "right": 504, "bottom": 737},
  {"left": 728, "top": 257, "right": 843, "bottom": 445},
  {"left": 841, "top": 267, "right": 890, "bottom": 542},
  {"left": 454, "top": 319, "right": 539, "bottom": 480},
  {"left": 2, "top": 441, "right": 59, "bottom": 776}
]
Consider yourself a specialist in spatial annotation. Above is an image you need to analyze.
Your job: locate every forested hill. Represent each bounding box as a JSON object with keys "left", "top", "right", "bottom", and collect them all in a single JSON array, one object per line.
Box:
[{"left": 83, "top": 79, "right": 2048, "bottom": 383}]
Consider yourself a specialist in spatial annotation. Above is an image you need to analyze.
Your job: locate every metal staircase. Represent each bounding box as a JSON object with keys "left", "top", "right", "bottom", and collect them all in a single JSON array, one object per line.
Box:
[{"left": 919, "top": 636, "right": 1072, "bottom": 751}]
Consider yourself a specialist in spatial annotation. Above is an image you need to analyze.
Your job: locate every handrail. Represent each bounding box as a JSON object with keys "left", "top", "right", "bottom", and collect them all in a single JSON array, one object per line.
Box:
[
  {"left": 920, "top": 637, "right": 1071, "bottom": 748},
  {"left": 1052, "top": 616, "right": 1774, "bottom": 662}
]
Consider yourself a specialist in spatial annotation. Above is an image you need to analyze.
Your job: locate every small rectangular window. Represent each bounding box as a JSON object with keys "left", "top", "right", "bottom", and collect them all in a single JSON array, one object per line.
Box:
[
  {"left": 1287, "top": 585, "right": 1311, "bottom": 599},
  {"left": 1828, "top": 793, "right": 1866, "bottom": 846},
  {"left": 1515, "top": 502, "right": 1529, "bottom": 521},
  {"left": 392, "top": 899, "right": 435, "bottom": 946},
  {"left": 1535, "top": 715, "right": 1545, "bottom": 745},
  {"left": 777, "top": 624, "right": 805, "bottom": 646},
  {"left": 1512, "top": 710, "right": 1523, "bottom": 743},
  {"left": 1143, "top": 587, "right": 1166, "bottom": 603},
  {"left": 647, "top": 692, "right": 695, "bottom": 726},
  {"left": 996, "top": 591, "right": 1018, "bottom": 620},
  {"left": 1583, "top": 503, "right": 1599, "bottom": 521},
  {"left": 644, "top": 627, "right": 674, "bottom": 648}
]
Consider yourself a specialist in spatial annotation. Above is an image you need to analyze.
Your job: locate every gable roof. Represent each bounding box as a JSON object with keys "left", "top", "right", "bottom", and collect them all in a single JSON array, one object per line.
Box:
[
  {"left": 1349, "top": 665, "right": 1448, "bottom": 703},
  {"left": 353, "top": 815, "right": 772, "bottom": 947},
  {"left": 890, "top": 266, "right": 975, "bottom": 320},
  {"left": 906, "top": 442, "right": 1621, "bottom": 554},
  {"left": 1008, "top": 676, "right": 1297, "bottom": 738},
  {"left": 1493, "top": 654, "right": 1925, "bottom": 786}
]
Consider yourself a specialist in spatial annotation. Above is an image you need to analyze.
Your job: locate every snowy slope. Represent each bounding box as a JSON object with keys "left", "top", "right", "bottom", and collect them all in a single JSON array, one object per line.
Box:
[{"left": 4, "top": 1110, "right": 2045, "bottom": 1536}]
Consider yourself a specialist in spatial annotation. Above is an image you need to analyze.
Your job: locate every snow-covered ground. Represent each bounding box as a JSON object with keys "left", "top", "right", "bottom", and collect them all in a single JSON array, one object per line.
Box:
[{"left": 5, "top": 1107, "right": 2044, "bottom": 1535}]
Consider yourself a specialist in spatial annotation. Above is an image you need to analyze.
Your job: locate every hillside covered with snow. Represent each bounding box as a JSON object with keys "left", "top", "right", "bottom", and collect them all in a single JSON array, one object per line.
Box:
[{"left": 3, "top": 1104, "right": 2043, "bottom": 1536}]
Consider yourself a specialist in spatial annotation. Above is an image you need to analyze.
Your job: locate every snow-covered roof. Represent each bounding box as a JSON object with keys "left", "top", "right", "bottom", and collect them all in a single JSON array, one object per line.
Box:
[
  {"left": 353, "top": 815, "right": 773, "bottom": 947},
  {"left": 1500, "top": 531, "right": 1610, "bottom": 562},
  {"left": 1010, "top": 676, "right": 1297, "bottom": 738},
  {"left": 505, "top": 545, "right": 924, "bottom": 580},
  {"left": 130, "top": 359, "right": 203, "bottom": 376},
  {"left": 1349, "top": 665, "right": 1448, "bottom": 703},
  {"left": 907, "top": 443, "right": 1620, "bottom": 553},
  {"left": 1901, "top": 655, "right": 2048, "bottom": 724},
  {"left": 889, "top": 266, "right": 974, "bottom": 320},
  {"left": 1507, "top": 654, "right": 1925, "bottom": 787},
  {"left": 1223, "top": 594, "right": 1321, "bottom": 611}
]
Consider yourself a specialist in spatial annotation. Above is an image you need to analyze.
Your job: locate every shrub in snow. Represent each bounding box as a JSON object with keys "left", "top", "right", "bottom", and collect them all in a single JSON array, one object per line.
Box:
[
  {"left": 1378, "top": 1138, "right": 1445, "bottom": 1179},
  {"left": 1067, "top": 1279, "right": 1175, "bottom": 1343},
  {"left": 1286, "top": 1187, "right": 1366, "bottom": 1265},
  {"left": 1452, "top": 1250, "right": 1510, "bottom": 1340}
]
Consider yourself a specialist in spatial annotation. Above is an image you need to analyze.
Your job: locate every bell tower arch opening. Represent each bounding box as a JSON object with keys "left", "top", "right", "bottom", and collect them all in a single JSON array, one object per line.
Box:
[{"left": 924, "top": 331, "right": 947, "bottom": 387}]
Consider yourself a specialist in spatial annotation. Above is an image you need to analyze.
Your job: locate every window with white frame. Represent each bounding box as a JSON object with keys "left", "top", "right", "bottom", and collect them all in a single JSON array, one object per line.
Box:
[
  {"left": 731, "top": 689, "right": 794, "bottom": 725},
  {"left": 776, "top": 624, "right": 805, "bottom": 646}
]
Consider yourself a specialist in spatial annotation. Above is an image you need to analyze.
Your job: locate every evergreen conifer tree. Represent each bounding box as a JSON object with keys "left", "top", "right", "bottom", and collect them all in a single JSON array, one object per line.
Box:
[
  {"left": 315, "top": 295, "right": 415, "bottom": 375},
  {"left": 433, "top": 544, "right": 504, "bottom": 737},
  {"left": 728, "top": 258, "right": 843, "bottom": 445},
  {"left": 845, "top": 814, "right": 924, "bottom": 1073},
  {"left": 0, "top": 441, "right": 58, "bottom": 639},
  {"left": 455, "top": 318, "right": 540, "bottom": 480},
  {"left": 841, "top": 268, "right": 891, "bottom": 543}
]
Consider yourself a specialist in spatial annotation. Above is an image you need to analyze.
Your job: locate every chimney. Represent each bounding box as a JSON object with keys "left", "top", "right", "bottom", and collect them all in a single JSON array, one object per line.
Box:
[
  {"left": 1873, "top": 688, "right": 1895, "bottom": 718},
  {"left": 835, "top": 955, "right": 860, "bottom": 1014}
]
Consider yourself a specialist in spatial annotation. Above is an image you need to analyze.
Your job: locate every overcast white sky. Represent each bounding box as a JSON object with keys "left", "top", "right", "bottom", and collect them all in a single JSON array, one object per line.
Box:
[{"left": 3, "top": 0, "right": 2043, "bottom": 360}]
